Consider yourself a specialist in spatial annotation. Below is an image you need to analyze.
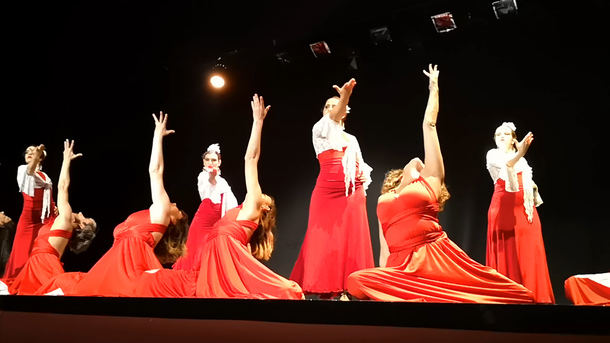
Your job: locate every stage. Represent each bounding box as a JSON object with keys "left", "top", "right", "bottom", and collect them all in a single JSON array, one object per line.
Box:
[{"left": 1, "top": 296, "right": 608, "bottom": 342}]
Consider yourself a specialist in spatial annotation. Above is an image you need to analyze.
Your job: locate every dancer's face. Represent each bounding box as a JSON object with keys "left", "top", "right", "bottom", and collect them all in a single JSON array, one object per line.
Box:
[
  {"left": 203, "top": 152, "right": 221, "bottom": 171},
  {"left": 494, "top": 127, "right": 515, "bottom": 152},
  {"left": 323, "top": 97, "right": 346, "bottom": 121},
  {"left": 24, "top": 146, "right": 37, "bottom": 163},
  {"left": 73, "top": 212, "right": 95, "bottom": 230}
]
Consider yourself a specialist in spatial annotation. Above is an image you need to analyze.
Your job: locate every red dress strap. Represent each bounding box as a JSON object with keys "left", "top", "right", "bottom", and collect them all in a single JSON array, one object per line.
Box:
[{"left": 48, "top": 229, "right": 73, "bottom": 239}]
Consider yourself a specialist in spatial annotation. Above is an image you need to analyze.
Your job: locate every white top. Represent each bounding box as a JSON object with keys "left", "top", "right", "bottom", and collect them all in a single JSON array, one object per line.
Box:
[
  {"left": 197, "top": 170, "right": 238, "bottom": 217},
  {"left": 312, "top": 115, "right": 372, "bottom": 195},
  {"left": 486, "top": 149, "right": 543, "bottom": 223},
  {"left": 17, "top": 164, "right": 53, "bottom": 222}
]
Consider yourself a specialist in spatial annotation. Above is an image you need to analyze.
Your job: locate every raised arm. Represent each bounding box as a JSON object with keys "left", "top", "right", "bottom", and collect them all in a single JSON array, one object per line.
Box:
[
  {"left": 420, "top": 64, "right": 444, "bottom": 190},
  {"left": 238, "top": 94, "right": 270, "bottom": 221},
  {"left": 328, "top": 78, "right": 356, "bottom": 123},
  {"left": 149, "top": 112, "right": 175, "bottom": 225},
  {"left": 54, "top": 140, "right": 83, "bottom": 226}
]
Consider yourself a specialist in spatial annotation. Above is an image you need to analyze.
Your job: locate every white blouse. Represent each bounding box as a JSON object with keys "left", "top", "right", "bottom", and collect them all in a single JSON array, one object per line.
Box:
[
  {"left": 17, "top": 164, "right": 53, "bottom": 222},
  {"left": 486, "top": 149, "right": 543, "bottom": 223},
  {"left": 312, "top": 115, "right": 372, "bottom": 195},
  {"left": 197, "top": 170, "right": 238, "bottom": 217}
]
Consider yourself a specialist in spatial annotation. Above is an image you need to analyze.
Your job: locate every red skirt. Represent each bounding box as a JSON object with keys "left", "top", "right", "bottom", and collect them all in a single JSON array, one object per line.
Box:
[
  {"left": 290, "top": 149, "right": 374, "bottom": 294},
  {"left": 486, "top": 176, "right": 554, "bottom": 303},
  {"left": 34, "top": 272, "right": 86, "bottom": 295},
  {"left": 8, "top": 248, "right": 63, "bottom": 295},
  {"left": 565, "top": 274, "right": 610, "bottom": 306},
  {"left": 347, "top": 232, "right": 535, "bottom": 303}
]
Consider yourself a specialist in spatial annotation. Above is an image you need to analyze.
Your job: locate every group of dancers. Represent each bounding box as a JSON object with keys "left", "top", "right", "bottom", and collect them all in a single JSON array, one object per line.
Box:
[{"left": 1, "top": 65, "right": 608, "bottom": 304}]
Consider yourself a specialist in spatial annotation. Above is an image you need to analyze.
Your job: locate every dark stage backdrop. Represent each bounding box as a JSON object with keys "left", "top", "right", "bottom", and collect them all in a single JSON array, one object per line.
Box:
[{"left": 1, "top": 1, "right": 608, "bottom": 304}]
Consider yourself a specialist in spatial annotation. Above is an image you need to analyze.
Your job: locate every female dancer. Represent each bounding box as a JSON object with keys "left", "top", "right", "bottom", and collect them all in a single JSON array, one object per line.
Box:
[
  {"left": 173, "top": 143, "right": 238, "bottom": 270},
  {"left": 486, "top": 122, "right": 554, "bottom": 303},
  {"left": 8, "top": 140, "right": 96, "bottom": 295},
  {"left": 68, "top": 112, "right": 190, "bottom": 296},
  {"left": 195, "top": 94, "right": 303, "bottom": 299},
  {"left": 290, "top": 78, "right": 374, "bottom": 298},
  {"left": 347, "top": 65, "right": 535, "bottom": 303},
  {"left": 3, "top": 144, "right": 56, "bottom": 281}
]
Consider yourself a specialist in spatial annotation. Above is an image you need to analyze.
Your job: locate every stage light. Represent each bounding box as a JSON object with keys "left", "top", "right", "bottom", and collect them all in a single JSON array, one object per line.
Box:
[
  {"left": 309, "top": 41, "right": 331, "bottom": 58},
  {"left": 369, "top": 26, "right": 392, "bottom": 46},
  {"left": 209, "top": 74, "right": 225, "bottom": 89},
  {"left": 492, "top": 0, "right": 518, "bottom": 19},
  {"left": 431, "top": 12, "right": 457, "bottom": 33},
  {"left": 275, "top": 51, "right": 291, "bottom": 64}
]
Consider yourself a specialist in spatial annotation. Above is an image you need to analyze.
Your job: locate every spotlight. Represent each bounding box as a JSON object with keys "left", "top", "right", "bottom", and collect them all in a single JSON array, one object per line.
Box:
[
  {"left": 309, "top": 41, "right": 331, "bottom": 58},
  {"left": 431, "top": 12, "right": 457, "bottom": 33},
  {"left": 492, "top": 0, "right": 518, "bottom": 19},
  {"left": 369, "top": 26, "right": 392, "bottom": 46},
  {"left": 209, "top": 57, "right": 227, "bottom": 90}
]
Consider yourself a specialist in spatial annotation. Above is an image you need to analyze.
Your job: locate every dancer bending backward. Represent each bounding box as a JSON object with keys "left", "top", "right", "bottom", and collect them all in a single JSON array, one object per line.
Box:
[
  {"left": 347, "top": 65, "right": 535, "bottom": 303},
  {"left": 173, "top": 143, "right": 238, "bottom": 271},
  {"left": 195, "top": 94, "right": 303, "bottom": 299},
  {"left": 486, "top": 122, "right": 554, "bottom": 303},
  {"left": 67, "top": 112, "right": 191, "bottom": 296},
  {"left": 290, "top": 78, "right": 374, "bottom": 297},
  {"left": 3, "top": 144, "right": 56, "bottom": 281},
  {"left": 8, "top": 140, "right": 97, "bottom": 295}
]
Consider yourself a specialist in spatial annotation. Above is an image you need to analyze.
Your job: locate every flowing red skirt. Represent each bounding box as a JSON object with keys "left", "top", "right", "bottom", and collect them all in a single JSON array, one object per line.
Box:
[
  {"left": 3, "top": 190, "right": 54, "bottom": 280},
  {"left": 486, "top": 176, "right": 554, "bottom": 303},
  {"left": 565, "top": 274, "right": 610, "bottom": 306},
  {"left": 347, "top": 232, "right": 535, "bottom": 303},
  {"left": 290, "top": 149, "right": 374, "bottom": 294}
]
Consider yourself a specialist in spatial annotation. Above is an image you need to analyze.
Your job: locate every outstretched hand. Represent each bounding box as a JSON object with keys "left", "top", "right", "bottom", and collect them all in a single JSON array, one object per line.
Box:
[
  {"left": 514, "top": 132, "right": 534, "bottom": 157},
  {"left": 152, "top": 111, "right": 176, "bottom": 137},
  {"left": 332, "top": 78, "right": 357, "bottom": 100},
  {"left": 251, "top": 94, "right": 271, "bottom": 122},
  {"left": 423, "top": 64, "right": 439, "bottom": 90},
  {"left": 63, "top": 139, "right": 83, "bottom": 162}
]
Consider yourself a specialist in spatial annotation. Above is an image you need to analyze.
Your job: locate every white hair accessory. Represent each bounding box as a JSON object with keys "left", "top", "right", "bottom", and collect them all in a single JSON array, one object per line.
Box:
[
  {"left": 206, "top": 143, "right": 221, "bottom": 154},
  {"left": 346, "top": 105, "right": 351, "bottom": 114},
  {"left": 496, "top": 122, "right": 516, "bottom": 133}
]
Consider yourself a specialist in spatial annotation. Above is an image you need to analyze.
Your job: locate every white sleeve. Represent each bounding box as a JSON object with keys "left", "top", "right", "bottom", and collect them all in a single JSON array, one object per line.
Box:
[
  {"left": 197, "top": 171, "right": 213, "bottom": 201},
  {"left": 17, "top": 165, "right": 35, "bottom": 196},
  {"left": 486, "top": 149, "right": 519, "bottom": 192},
  {"left": 312, "top": 115, "right": 345, "bottom": 156}
]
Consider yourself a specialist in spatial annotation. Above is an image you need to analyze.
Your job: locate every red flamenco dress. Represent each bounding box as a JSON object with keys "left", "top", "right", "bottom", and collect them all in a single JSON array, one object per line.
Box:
[
  {"left": 8, "top": 218, "right": 73, "bottom": 295},
  {"left": 347, "top": 177, "right": 535, "bottom": 303},
  {"left": 172, "top": 198, "right": 221, "bottom": 271},
  {"left": 486, "top": 173, "right": 554, "bottom": 303},
  {"left": 3, "top": 166, "right": 55, "bottom": 281},
  {"left": 196, "top": 206, "right": 303, "bottom": 299},
  {"left": 564, "top": 273, "right": 610, "bottom": 306},
  {"left": 69, "top": 210, "right": 166, "bottom": 296}
]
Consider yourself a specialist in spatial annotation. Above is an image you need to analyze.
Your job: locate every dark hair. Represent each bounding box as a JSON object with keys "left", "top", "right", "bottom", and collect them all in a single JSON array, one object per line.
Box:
[
  {"left": 249, "top": 196, "right": 276, "bottom": 261},
  {"left": 202, "top": 151, "right": 221, "bottom": 161},
  {"left": 68, "top": 220, "right": 98, "bottom": 254},
  {"left": 154, "top": 210, "right": 189, "bottom": 264}
]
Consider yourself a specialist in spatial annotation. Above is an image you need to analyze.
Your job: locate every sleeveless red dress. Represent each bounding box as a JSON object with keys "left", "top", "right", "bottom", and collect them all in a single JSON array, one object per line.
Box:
[
  {"left": 70, "top": 210, "right": 166, "bottom": 296},
  {"left": 3, "top": 172, "right": 55, "bottom": 280},
  {"left": 173, "top": 197, "right": 222, "bottom": 271},
  {"left": 290, "top": 149, "right": 374, "bottom": 294},
  {"left": 347, "top": 177, "right": 535, "bottom": 303},
  {"left": 196, "top": 207, "right": 303, "bottom": 299},
  {"left": 8, "top": 219, "right": 72, "bottom": 295},
  {"left": 487, "top": 173, "right": 555, "bottom": 303}
]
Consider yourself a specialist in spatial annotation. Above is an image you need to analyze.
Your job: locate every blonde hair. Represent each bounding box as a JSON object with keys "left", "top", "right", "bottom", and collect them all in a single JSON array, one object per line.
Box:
[
  {"left": 381, "top": 169, "right": 451, "bottom": 211},
  {"left": 249, "top": 196, "right": 276, "bottom": 261}
]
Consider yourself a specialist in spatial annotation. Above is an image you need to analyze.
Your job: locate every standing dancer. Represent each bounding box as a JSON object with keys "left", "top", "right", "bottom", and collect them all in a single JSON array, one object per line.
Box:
[
  {"left": 486, "top": 122, "right": 554, "bottom": 303},
  {"left": 3, "top": 144, "right": 56, "bottom": 281},
  {"left": 173, "top": 143, "right": 238, "bottom": 271},
  {"left": 347, "top": 65, "right": 535, "bottom": 303},
  {"left": 68, "top": 112, "right": 190, "bottom": 296},
  {"left": 290, "top": 78, "right": 374, "bottom": 298},
  {"left": 8, "top": 140, "right": 96, "bottom": 295},
  {"left": 195, "top": 94, "right": 302, "bottom": 299}
]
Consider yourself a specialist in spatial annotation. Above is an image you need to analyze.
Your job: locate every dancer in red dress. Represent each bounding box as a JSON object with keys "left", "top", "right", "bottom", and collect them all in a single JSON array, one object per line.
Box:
[
  {"left": 68, "top": 112, "right": 189, "bottom": 297},
  {"left": 8, "top": 140, "right": 97, "bottom": 295},
  {"left": 3, "top": 144, "right": 56, "bottom": 281},
  {"left": 290, "top": 78, "right": 374, "bottom": 298},
  {"left": 486, "top": 122, "right": 555, "bottom": 303},
  {"left": 347, "top": 65, "right": 535, "bottom": 303},
  {"left": 195, "top": 94, "right": 303, "bottom": 299},
  {"left": 173, "top": 143, "right": 238, "bottom": 271}
]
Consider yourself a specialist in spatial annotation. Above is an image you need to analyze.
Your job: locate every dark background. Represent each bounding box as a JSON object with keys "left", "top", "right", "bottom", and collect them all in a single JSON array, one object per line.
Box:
[{"left": 1, "top": 1, "right": 608, "bottom": 304}]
